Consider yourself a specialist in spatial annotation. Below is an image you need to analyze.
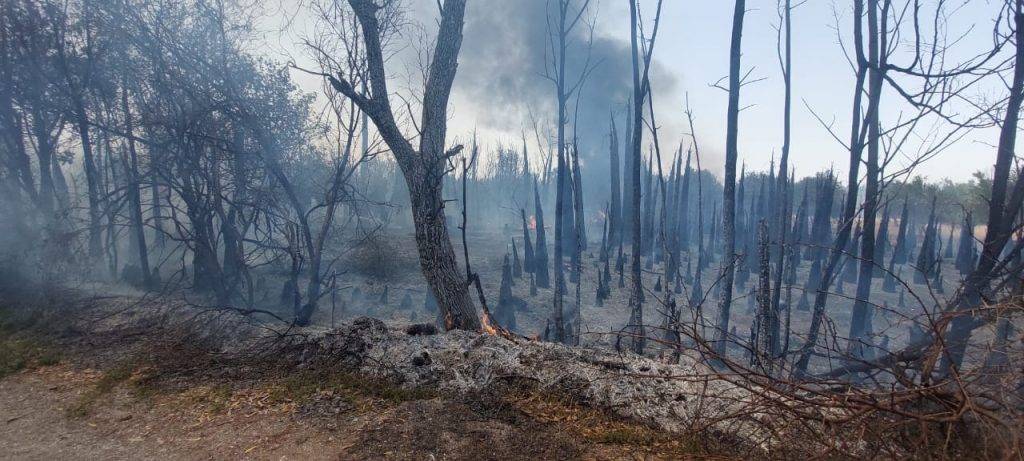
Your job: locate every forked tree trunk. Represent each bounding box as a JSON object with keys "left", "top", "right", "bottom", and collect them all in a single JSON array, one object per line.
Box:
[
  {"left": 843, "top": 0, "right": 884, "bottom": 354},
  {"left": 327, "top": 0, "right": 479, "bottom": 330},
  {"left": 848, "top": 0, "right": 883, "bottom": 354}
]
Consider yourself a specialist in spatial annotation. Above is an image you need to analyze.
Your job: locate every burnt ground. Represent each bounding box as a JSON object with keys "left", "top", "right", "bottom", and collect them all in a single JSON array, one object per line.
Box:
[
  {"left": 291, "top": 227, "right": 956, "bottom": 363},
  {"left": 0, "top": 286, "right": 732, "bottom": 461},
  {"left": 0, "top": 226, "right": 984, "bottom": 460}
]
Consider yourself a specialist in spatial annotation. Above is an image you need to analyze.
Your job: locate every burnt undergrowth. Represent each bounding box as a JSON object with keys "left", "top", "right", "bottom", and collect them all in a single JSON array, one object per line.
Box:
[{"left": 0, "top": 276, "right": 747, "bottom": 459}]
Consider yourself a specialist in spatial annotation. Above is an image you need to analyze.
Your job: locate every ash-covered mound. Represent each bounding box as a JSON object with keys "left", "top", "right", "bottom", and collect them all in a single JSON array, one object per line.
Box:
[{"left": 289, "top": 317, "right": 822, "bottom": 451}]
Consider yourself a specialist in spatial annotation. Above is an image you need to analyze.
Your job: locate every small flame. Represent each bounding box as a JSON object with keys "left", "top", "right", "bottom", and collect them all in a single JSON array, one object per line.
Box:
[
  {"left": 528, "top": 215, "right": 537, "bottom": 230},
  {"left": 479, "top": 309, "right": 520, "bottom": 340},
  {"left": 481, "top": 311, "right": 500, "bottom": 336}
]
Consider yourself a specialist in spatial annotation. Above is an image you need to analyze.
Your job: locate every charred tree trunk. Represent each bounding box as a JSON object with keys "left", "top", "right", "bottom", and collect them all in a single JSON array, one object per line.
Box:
[
  {"left": 641, "top": 157, "right": 655, "bottom": 258},
  {"left": 553, "top": 129, "right": 567, "bottom": 342},
  {"left": 769, "top": 0, "right": 794, "bottom": 345},
  {"left": 532, "top": 180, "right": 548, "bottom": 288},
  {"left": 77, "top": 109, "right": 103, "bottom": 259},
  {"left": 626, "top": 0, "right": 645, "bottom": 354},
  {"left": 752, "top": 219, "right": 776, "bottom": 373},
  {"left": 609, "top": 115, "right": 622, "bottom": 247},
  {"left": 512, "top": 238, "right": 522, "bottom": 279},
  {"left": 677, "top": 150, "right": 693, "bottom": 255},
  {"left": 121, "top": 82, "right": 153, "bottom": 288},
  {"left": 149, "top": 169, "right": 165, "bottom": 248},
  {"left": 790, "top": 185, "right": 808, "bottom": 261},
  {"left": 942, "top": 0, "right": 1024, "bottom": 372},
  {"left": 600, "top": 203, "right": 610, "bottom": 262},
  {"left": 29, "top": 109, "right": 57, "bottom": 217},
  {"left": 571, "top": 140, "right": 586, "bottom": 251},
  {"left": 624, "top": 0, "right": 663, "bottom": 354},
  {"left": 713, "top": 0, "right": 747, "bottom": 357},
  {"left": 916, "top": 197, "right": 939, "bottom": 283},
  {"left": 794, "top": 0, "right": 870, "bottom": 376},
  {"left": 873, "top": 203, "right": 890, "bottom": 278},
  {"left": 956, "top": 212, "right": 975, "bottom": 274},
  {"left": 622, "top": 102, "right": 634, "bottom": 243},
  {"left": 848, "top": 0, "right": 884, "bottom": 354},
  {"left": 521, "top": 208, "right": 535, "bottom": 272},
  {"left": 534, "top": 179, "right": 551, "bottom": 288},
  {"left": 892, "top": 199, "right": 910, "bottom": 264}
]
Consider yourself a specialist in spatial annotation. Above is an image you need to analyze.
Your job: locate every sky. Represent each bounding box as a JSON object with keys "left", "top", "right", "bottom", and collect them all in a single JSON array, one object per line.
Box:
[{"left": 260, "top": 0, "right": 1012, "bottom": 183}]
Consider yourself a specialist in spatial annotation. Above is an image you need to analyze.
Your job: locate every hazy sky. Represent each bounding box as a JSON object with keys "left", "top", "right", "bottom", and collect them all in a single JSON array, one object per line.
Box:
[{"left": 265, "top": 0, "right": 1010, "bottom": 182}]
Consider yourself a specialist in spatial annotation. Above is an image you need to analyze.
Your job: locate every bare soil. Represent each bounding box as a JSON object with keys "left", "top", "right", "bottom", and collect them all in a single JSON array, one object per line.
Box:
[{"left": 0, "top": 363, "right": 715, "bottom": 460}]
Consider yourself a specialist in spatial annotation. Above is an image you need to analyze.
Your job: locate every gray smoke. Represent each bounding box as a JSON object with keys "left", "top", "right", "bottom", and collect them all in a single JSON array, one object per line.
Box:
[{"left": 453, "top": 0, "right": 680, "bottom": 165}]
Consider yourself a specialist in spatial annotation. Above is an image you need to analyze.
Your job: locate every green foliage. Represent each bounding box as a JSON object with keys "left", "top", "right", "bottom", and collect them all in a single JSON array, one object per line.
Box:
[{"left": 888, "top": 172, "right": 993, "bottom": 225}]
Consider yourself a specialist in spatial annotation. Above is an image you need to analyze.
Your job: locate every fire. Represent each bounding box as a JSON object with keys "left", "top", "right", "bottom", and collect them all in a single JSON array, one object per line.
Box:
[
  {"left": 479, "top": 308, "right": 521, "bottom": 340},
  {"left": 481, "top": 311, "right": 500, "bottom": 335},
  {"left": 528, "top": 215, "right": 537, "bottom": 230}
]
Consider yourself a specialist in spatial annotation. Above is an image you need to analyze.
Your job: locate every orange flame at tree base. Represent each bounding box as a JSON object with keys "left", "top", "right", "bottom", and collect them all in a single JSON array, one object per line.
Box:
[{"left": 479, "top": 309, "right": 521, "bottom": 341}]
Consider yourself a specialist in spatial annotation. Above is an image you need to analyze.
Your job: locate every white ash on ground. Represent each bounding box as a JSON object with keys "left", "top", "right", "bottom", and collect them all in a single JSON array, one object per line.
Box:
[{"left": 292, "top": 317, "right": 831, "bottom": 451}]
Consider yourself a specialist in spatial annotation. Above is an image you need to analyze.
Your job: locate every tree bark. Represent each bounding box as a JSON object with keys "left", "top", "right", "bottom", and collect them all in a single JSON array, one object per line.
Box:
[
  {"left": 769, "top": 0, "right": 793, "bottom": 346},
  {"left": 848, "top": 0, "right": 884, "bottom": 356},
  {"left": 942, "top": 0, "right": 1024, "bottom": 372},
  {"left": 609, "top": 115, "right": 621, "bottom": 246},
  {"left": 713, "top": 0, "right": 747, "bottom": 357},
  {"left": 793, "top": 0, "right": 870, "bottom": 376},
  {"left": 121, "top": 81, "right": 153, "bottom": 288},
  {"left": 327, "top": 0, "right": 479, "bottom": 330},
  {"left": 626, "top": 0, "right": 645, "bottom": 354}
]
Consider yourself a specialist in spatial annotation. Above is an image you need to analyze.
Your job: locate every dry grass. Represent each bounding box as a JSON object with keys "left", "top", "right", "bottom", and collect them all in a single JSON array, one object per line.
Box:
[
  {"left": 510, "top": 389, "right": 734, "bottom": 458},
  {"left": 0, "top": 294, "right": 63, "bottom": 378},
  {"left": 66, "top": 356, "right": 144, "bottom": 418},
  {"left": 266, "top": 369, "right": 437, "bottom": 406}
]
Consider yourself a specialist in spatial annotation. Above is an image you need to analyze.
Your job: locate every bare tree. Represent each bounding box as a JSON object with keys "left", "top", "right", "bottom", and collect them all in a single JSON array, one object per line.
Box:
[
  {"left": 713, "top": 0, "right": 747, "bottom": 358},
  {"left": 847, "top": 0, "right": 885, "bottom": 357},
  {"left": 542, "top": 0, "right": 593, "bottom": 343},
  {"left": 317, "top": 0, "right": 480, "bottom": 330},
  {"left": 624, "top": 0, "right": 663, "bottom": 354},
  {"left": 608, "top": 114, "right": 621, "bottom": 246},
  {"left": 768, "top": 0, "right": 795, "bottom": 363},
  {"left": 942, "top": 0, "right": 1024, "bottom": 373}
]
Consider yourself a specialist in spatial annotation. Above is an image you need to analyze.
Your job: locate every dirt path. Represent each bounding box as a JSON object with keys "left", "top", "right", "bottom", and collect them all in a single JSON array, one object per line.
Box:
[
  {"left": 0, "top": 366, "right": 343, "bottom": 460},
  {"left": 0, "top": 365, "right": 690, "bottom": 460}
]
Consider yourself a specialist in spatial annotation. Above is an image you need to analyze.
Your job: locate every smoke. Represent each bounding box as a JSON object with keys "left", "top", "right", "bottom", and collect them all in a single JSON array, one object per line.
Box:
[{"left": 450, "top": 0, "right": 681, "bottom": 167}]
